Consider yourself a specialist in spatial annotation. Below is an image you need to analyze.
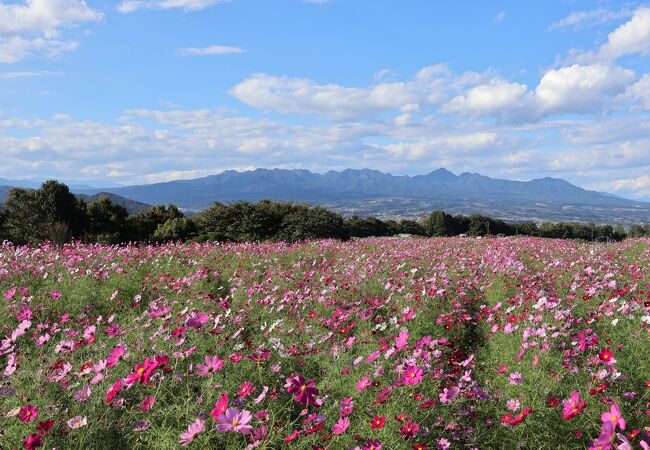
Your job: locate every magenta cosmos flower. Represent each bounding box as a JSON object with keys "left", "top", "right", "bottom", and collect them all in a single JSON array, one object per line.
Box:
[
  {"left": 210, "top": 393, "right": 229, "bottom": 421},
  {"left": 332, "top": 416, "right": 350, "bottom": 435},
  {"left": 402, "top": 365, "right": 424, "bottom": 385},
  {"left": 18, "top": 405, "right": 38, "bottom": 423},
  {"left": 216, "top": 407, "right": 253, "bottom": 435},
  {"left": 285, "top": 374, "right": 319, "bottom": 405},
  {"left": 562, "top": 391, "right": 586, "bottom": 420}
]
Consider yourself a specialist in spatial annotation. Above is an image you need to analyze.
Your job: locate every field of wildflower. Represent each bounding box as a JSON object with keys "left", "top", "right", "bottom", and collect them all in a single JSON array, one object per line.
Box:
[{"left": 0, "top": 237, "right": 649, "bottom": 449}]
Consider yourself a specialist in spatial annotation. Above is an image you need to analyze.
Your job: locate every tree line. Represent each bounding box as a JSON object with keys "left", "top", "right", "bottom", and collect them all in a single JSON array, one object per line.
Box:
[{"left": 0, "top": 181, "right": 648, "bottom": 245}]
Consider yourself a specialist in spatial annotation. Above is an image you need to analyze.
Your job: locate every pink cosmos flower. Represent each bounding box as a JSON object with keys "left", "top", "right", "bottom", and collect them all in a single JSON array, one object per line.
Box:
[
  {"left": 562, "top": 391, "right": 586, "bottom": 420},
  {"left": 105, "top": 378, "right": 122, "bottom": 404},
  {"left": 237, "top": 381, "right": 256, "bottom": 399},
  {"left": 196, "top": 355, "right": 225, "bottom": 376},
  {"left": 3, "top": 287, "right": 17, "bottom": 300},
  {"left": 18, "top": 405, "right": 38, "bottom": 423},
  {"left": 210, "top": 394, "right": 229, "bottom": 421},
  {"left": 506, "top": 399, "right": 521, "bottom": 412},
  {"left": 285, "top": 374, "right": 319, "bottom": 405},
  {"left": 508, "top": 372, "right": 524, "bottom": 385},
  {"left": 179, "top": 418, "right": 205, "bottom": 447},
  {"left": 16, "top": 306, "right": 32, "bottom": 321},
  {"left": 339, "top": 396, "right": 354, "bottom": 416},
  {"left": 395, "top": 329, "right": 409, "bottom": 350},
  {"left": 601, "top": 402, "right": 625, "bottom": 430},
  {"left": 357, "top": 375, "right": 372, "bottom": 393},
  {"left": 141, "top": 395, "right": 155, "bottom": 412},
  {"left": 332, "top": 416, "right": 350, "bottom": 435},
  {"left": 363, "top": 439, "right": 383, "bottom": 450},
  {"left": 402, "top": 365, "right": 424, "bottom": 385},
  {"left": 74, "top": 385, "right": 91, "bottom": 402},
  {"left": 106, "top": 345, "right": 126, "bottom": 369},
  {"left": 67, "top": 416, "right": 88, "bottom": 429},
  {"left": 215, "top": 408, "right": 253, "bottom": 435},
  {"left": 590, "top": 421, "right": 615, "bottom": 449},
  {"left": 126, "top": 357, "right": 158, "bottom": 385}
]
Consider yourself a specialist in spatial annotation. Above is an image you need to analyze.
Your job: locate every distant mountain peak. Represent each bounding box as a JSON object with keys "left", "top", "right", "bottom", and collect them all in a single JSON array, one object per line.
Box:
[{"left": 5, "top": 167, "right": 646, "bottom": 225}]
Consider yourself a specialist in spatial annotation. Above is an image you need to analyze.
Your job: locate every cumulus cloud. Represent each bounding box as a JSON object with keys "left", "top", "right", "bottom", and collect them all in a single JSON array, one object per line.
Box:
[
  {"left": 178, "top": 45, "right": 243, "bottom": 56},
  {"left": 230, "top": 65, "right": 479, "bottom": 120},
  {"left": 564, "top": 7, "right": 650, "bottom": 63},
  {"left": 0, "top": 0, "right": 102, "bottom": 63},
  {"left": 117, "top": 0, "right": 228, "bottom": 13},
  {"left": 444, "top": 64, "right": 635, "bottom": 121}
]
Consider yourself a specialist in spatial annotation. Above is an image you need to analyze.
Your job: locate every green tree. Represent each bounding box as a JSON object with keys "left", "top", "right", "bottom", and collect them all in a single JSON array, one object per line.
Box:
[
  {"left": 126, "top": 204, "right": 183, "bottom": 241},
  {"left": 3, "top": 188, "right": 46, "bottom": 244},
  {"left": 152, "top": 217, "right": 197, "bottom": 242},
  {"left": 278, "top": 206, "right": 349, "bottom": 242},
  {"left": 425, "top": 211, "right": 456, "bottom": 236},
  {"left": 87, "top": 197, "right": 129, "bottom": 243}
]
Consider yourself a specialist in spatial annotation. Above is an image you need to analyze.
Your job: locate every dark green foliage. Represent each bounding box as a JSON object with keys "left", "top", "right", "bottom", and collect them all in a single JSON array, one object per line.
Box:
[
  {"left": 277, "top": 205, "right": 349, "bottom": 242},
  {"left": 87, "top": 197, "right": 129, "bottom": 244},
  {"left": 425, "top": 210, "right": 457, "bottom": 236},
  {"left": 152, "top": 217, "right": 197, "bottom": 242},
  {"left": 126, "top": 205, "right": 184, "bottom": 241},
  {"left": 3, "top": 181, "right": 89, "bottom": 244}
]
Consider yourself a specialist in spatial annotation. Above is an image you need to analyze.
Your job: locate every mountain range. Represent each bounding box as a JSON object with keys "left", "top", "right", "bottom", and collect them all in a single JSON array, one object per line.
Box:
[{"left": 3, "top": 169, "right": 650, "bottom": 225}]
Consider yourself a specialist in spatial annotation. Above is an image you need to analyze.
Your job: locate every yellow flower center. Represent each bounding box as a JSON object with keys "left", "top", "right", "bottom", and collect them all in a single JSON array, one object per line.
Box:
[{"left": 232, "top": 419, "right": 239, "bottom": 427}]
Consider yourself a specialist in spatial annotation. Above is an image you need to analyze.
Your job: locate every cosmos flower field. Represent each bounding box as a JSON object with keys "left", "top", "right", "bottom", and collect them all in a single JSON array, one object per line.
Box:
[{"left": 0, "top": 237, "right": 649, "bottom": 450}]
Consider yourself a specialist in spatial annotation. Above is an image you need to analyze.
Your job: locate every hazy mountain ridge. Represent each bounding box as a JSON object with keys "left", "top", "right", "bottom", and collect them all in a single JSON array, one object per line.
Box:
[
  {"left": 3, "top": 168, "right": 650, "bottom": 225},
  {"left": 80, "top": 168, "right": 645, "bottom": 209}
]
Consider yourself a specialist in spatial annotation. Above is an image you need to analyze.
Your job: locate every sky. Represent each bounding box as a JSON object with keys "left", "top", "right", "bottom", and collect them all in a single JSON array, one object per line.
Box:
[{"left": 1, "top": 1, "right": 650, "bottom": 200}]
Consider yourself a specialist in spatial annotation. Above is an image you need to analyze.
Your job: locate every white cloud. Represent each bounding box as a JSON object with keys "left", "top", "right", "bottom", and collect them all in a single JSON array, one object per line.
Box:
[
  {"left": 565, "top": 7, "right": 650, "bottom": 63},
  {"left": 117, "top": 0, "right": 228, "bottom": 13},
  {"left": 625, "top": 74, "right": 650, "bottom": 110},
  {"left": 444, "top": 78, "right": 531, "bottom": 119},
  {"left": 0, "top": 0, "right": 102, "bottom": 63},
  {"left": 444, "top": 64, "right": 635, "bottom": 121},
  {"left": 549, "top": 7, "right": 631, "bottom": 31},
  {"left": 598, "top": 6, "right": 650, "bottom": 60},
  {"left": 535, "top": 64, "right": 635, "bottom": 115},
  {"left": 386, "top": 132, "right": 504, "bottom": 160},
  {"left": 607, "top": 175, "right": 650, "bottom": 198},
  {"left": 230, "top": 65, "right": 474, "bottom": 120},
  {"left": 0, "top": 36, "right": 78, "bottom": 64},
  {"left": 178, "top": 44, "right": 243, "bottom": 56}
]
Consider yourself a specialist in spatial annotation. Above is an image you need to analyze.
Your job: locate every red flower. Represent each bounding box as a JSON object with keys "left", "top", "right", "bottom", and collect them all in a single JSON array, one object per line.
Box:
[
  {"left": 598, "top": 348, "right": 614, "bottom": 364},
  {"left": 546, "top": 396, "right": 559, "bottom": 408},
  {"left": 36, "top": 420, "right": 54, "bottom": 434},
  {"left": 370, "top": 415, "right": 386, "bottom": 429}
]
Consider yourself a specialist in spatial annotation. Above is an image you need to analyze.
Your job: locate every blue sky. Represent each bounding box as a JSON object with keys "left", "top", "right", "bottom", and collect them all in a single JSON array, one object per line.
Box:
[{"left": 2, "top": 0, "right": 650, "bottom": 200}]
